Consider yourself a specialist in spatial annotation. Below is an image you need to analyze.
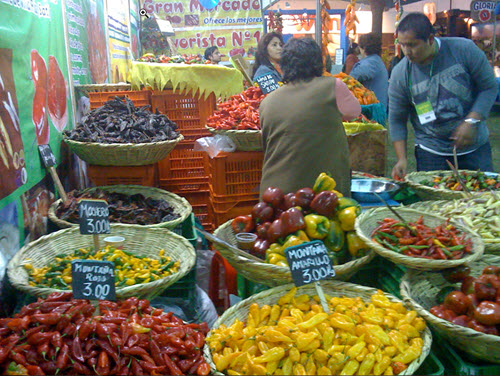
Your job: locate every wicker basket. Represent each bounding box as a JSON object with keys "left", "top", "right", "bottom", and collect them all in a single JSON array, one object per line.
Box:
[
  {"left": 206, "top": 126, "right": 262, "bottom": 151},
  {"left": 48, "top": 185, "right": 192, "bottom": 230},
  {"left": 405, "top": 170, "right": 500, "bottom": 201},
  {"left": 355, "top": 207, "right": 484, "bottom": 271},
  {"left": 408, "top": 199, "right": 500, "bottom": 254},
  {"left": 63, "top": 134, "right": 184, "bottom": 166},
  {"left": 7, "top": 224, "right": 195, "bottom": 300},
  {"left": 204, "top": 280, "right": 432, "bottom": 375},
  {"left": 213, "top": 220, "right": 375, "bottom": 287},
  {"left": 400, "top": 253, "right": 500, "bottom": 363}
]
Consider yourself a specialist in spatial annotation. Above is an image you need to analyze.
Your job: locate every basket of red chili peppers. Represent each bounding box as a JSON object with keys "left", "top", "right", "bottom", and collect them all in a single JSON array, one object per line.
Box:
[
  {"left": 401, "top": 254, "right": 500, "bottom": 363},
  {"left": 355, "top": 207, "right": 484, "bottom": 270},
  {"left": 205, "top": 86, "right": 265, "bottom": 151}
]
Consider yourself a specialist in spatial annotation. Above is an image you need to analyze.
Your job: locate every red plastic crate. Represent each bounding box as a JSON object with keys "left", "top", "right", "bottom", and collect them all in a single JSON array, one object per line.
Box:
[
  {"left": 209, "top": 186, "right": 259, "bottom": 213},
  {"left": 204, "top": 151, "right": 263, "bottom": 196},
  {"left": 168, "top": 190, "right": 212, "bottom": 230},
  {"left": 208, "top": 199, "right": 257, "bottom": 228},
  {"left": 88, "top": 90, "right": 151, "bottom": 110},
  {"left": 87, "top": 164, "right": 157, "bottom": 187},
  {"left": 150, "top": 89, "right": 216, "bottom": 131}
]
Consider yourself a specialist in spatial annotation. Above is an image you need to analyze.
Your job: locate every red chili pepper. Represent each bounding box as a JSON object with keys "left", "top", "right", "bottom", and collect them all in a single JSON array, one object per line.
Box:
[
  {"left": 100, "top": 316, "right": 126, "bottom": 324},
  {"left": 109, "top": 332, "right": 122, "bottom": 348},
  {"left": 163, "top": 354, "right": 183, "bottom": 376},
  {"left": 26, "top": 365, "right": 45, "bottom": 376},
  {"left": 96, "top": 323, "right": 117, "bottom": 338},
  {"left": 188, "top": 355, "right": 204, "bottom": 375},
  {"left": 7, "top": 316, "right": 30, "bottom": 331},
  {"left": 27, "top": 331, "right": 53, "bottom": 346},
  {"left": 97, "top": 338, "right": 119, "bottom": 362},
  {"left": 196, "top": 362, "right": 211, "bottom": 376},
  {"left": 62, "top": 322, "right": 77, "bottom": 338},
  {"left": 40, "top": 361, "right": 58, "bottom": 375},
  {"left": 32, "top": 313, "right": 60, "bottom": 325},
  {"left": 139, "top": 360, "right": 167, "bottom": 374},
  {"left": 72, "top": 361, "right": 92, "bottom": 375},
  {"left": 11, "top": 350, "right": 29, "bottom": 367},
  {"left": 0, "top": 341, "right": 16, "bottom": 363},
  {"left": 38, "top": 301, "right": 71, "bottom": 313},
  {"left": 192, "top": 331, "right": 205, "bottom": 349},
  {"left": 37, "top": 341, "right": 49, "bottom": 359},
  {"left": 25, "top": 347, "right": 39, "bottom": 364},
  {"left": 70, "top": 335, "right": 85, "bottom": 363},
  {"left": 96, "top": 351, "right": 111, "bottom": 376},
  {"left": 130, "top": 358, "right": 145, "bottom": 376},
  {"left": 79, "top": 320, "right": 96, "bottom": 340},
  {"left": 45, "top": 292, "right": 72, "bottom": 302},
  {"left": 121, "top": 346, "right": 155, "bottom": 363},
  {"left": 51, "top": 331, "right": 62, "bottom": 349},
  {"left": 149, "top": 339, "right": 165, "bottom": 366},
  {"left": 55, "top": 343, "right": 69, "bottom": 371},
  {"left": 24, "top": 325, "right": 48, "bottom": 338},
  {"left": 126, "top": 333, "right": 139, "bottom": 348}
]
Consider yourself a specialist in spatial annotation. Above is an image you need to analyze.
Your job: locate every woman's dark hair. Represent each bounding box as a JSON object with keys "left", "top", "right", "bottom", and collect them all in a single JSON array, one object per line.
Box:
[
  {"left": 346, "top": 42, "right": 359, "bottom": 56},
  {"left": 251, "top": 32, "right": 284, "bottom": 77},
  {"left": 397, "top": 12, "right": 435, "bottom": 41},
  {"left": 281, "top": 37, "right": 323, "bottom": 83},
  {"left": 358, "top": 33, "right": 382, "bottom": 55},
  {"left": 204, "top": 46, "right": 218, "bottom": 60}
]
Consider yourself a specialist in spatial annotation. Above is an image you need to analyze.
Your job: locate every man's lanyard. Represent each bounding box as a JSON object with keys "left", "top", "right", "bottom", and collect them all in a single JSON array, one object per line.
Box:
[{"left": 406, "top": 40, "right": 440, "bottom": 105}]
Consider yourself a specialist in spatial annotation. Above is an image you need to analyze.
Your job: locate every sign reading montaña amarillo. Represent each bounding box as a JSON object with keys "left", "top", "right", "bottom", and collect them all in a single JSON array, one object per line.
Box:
[{"left": 285, "top": 240, "right": 336, "bottom": 287}]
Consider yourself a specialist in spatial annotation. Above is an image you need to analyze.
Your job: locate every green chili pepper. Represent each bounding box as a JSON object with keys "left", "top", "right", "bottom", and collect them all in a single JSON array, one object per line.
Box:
[{"left": 377, "top": 231, "right": 399, "bottom": 243}]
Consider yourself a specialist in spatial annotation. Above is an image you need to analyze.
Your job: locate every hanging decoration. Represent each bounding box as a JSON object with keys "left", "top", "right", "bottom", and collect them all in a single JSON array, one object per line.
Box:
[
  {"left": 423, "top": 2, "right": 437, "bottom": 25},
  {"left": 268, "top": 10, "right": 284, "bottom": 34},
  {"left": 344, "top": 0, "right": 359, "bottom": 35},
  {"left": 320, "top": 0, "right": 332, "bottom": 59},
  {"left": 394, "top": 0, "right": 403, "bottom": 57}
]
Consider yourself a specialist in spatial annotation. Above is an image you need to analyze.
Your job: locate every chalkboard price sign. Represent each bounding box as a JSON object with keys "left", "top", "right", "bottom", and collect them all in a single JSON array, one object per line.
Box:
[
  {"left": 254, "top": 73, "right": 280, "bottom": 94},
  {"left": 38, "top": 144, "right": 56, "bottom": 167},
  {"left": 79, "top": 199, "right": 110, "bottom": 235},
  {"left": 285, "top": 240, "right": 336, "bottom": 287},
  {"left": 71, "top": 260, "right": 116, "bottom": 300}
]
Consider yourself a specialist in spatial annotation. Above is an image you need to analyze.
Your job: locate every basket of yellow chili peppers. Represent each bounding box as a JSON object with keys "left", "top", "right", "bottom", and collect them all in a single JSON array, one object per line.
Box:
[
  {"left": 204, "top": 280, "right": 432, "bottom": 375},
  {"left": 212, "top": 173, "right": 375, "bottom": 287},
  {"left": 8, "top": 224, "right": 195, "bottom": 300}
]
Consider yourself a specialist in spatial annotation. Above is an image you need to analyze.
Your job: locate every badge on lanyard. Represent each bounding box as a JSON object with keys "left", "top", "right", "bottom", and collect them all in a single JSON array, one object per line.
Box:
[{"left": 415, "top": 101, "right": 436, "bottom": 124}]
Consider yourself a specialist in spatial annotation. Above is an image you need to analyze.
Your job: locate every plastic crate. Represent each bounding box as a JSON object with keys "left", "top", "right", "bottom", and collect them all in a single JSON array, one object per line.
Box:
[
  {"left": 160, "top": 264, "right": 197, "bottom": 302},
  {"left": 432, "top": 331, "right": 500, "bottom": 375},
  {"left": 172, "top": 213, "right": 197, "bottom": 249},
  {"left": 208, "top": 199, "right": 257, "bottom": 228},
  {"left": 416, "top": 347, "right": 445, "bottom": 375},
  {"left": 209, "top": 188, "right": 259, "bottom": 213},
  {"left": 87, "top": 164, "right": 157, "bottom": 187},
  {"left": 150, "top": 89, "right": 216, "bottom": 131},
  {"left": 236, "top": 274, "right": 269, "bottom": 299},
  {"left": 204, "top": 151, "right": 263, "bottom": 196},
  {"left": 88, "top": 89, "right": 151, "bottom": 110},
  {"left": 170, "top": 190, "right": 212, "bottom": 231}
]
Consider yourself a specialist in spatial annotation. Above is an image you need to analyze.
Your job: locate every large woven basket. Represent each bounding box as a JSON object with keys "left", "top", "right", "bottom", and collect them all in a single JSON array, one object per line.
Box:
[
  {"left": 213, "top": 220, "right": 375, "bottom": 287},
  {"left": 408, "top": 199, "right": 500, "bottom": 254},
  {"left": 206, "top": 126, "right": 262, "bottom": 151},
  {"left": 7, "top": 224, "right": 195, "bottom": 300},
  {"left": 405, "top": 170, "right": 500, "bottom": 201},
  {"left": 48, "top": 185, "right": 191, "bottom": 230},
  {"left": 204, "top": 280, "right": 432, "bottom": 375},
  {"left": 355, "top": 207, "right": 484, "bottom": 271},
  {"left": 400, "top": 254, "right": 500, "bottom": 363},
  {"left": 63, "top": 134, "right": 184, "bottom": 166}
]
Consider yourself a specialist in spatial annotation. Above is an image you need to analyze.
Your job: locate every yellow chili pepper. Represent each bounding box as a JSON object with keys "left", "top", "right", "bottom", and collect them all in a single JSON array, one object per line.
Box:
[
  {"left": 301, "top": 339, "right": 321, "bottom": 353},
  {"left": 269, "top": 304, "right": 281, "bottom": 324},
  {"left": 318, "top": 366, "right": 331, "bottom": 375},
  {"left": 388, "top": 330, "right": 409, "bottom": 353},
  {"left": 130, "top": 323, "right": 151, "bottom": 334},
  {"left": 346, "top": 341, "right": 366, "bottom": 359},
  {"left": 384, "top": 346, "right": 397, "bottom": 357},
  {"left": 313, "top": 348, "right": 329, "bottom": 364},
  {"left": 330, "top": 314, "right": 355, "bottom": 331},
  {"left": 322, "top": 327, "right": 334, "bottom": 350},
  {"left": 294, "top": 332, "right": 318, "bottom": 350},
  {"left": 373, "top": 355, "right": 391, "bottom": 376},
  {"left": 306, "top": 357, "right": 317, "bottom": 374},
  {"left": 397, "top": 323, "right": 420, "bottom": 338},
  {"left": 292, "top": 363, "right": 307, "bottom": 376},
  {"left": 282, "top": 358, "right": 294, "bottom": 375},
  {"left": 358, "top": 352, "right": 376, "bottom": 375},
  {"left": 278, "top": 287, "right": 297, "bottom": 305},
  {"left": 355, "top": 347, "right": 369, "bottom": 362},
  {"left": 392, "top": 342, "right": 421, "bottom": 364},
  {"left": 297, "top": 312, "right": 328, "bottom": 330},
  {"left": 365, "top": 324, "right": 390, "bottom": 345},
  {"left": 215, "top": 353, "right": 240, "bottom": 371},
  {"left": 253, "top": 347, "right": 286, "bottom": 363},
  {"left": 249, "top": 303, "right": 260, "bottom": 326},
  {"left": 340, "top": 359, "right": 359, "bottom": 375},
  {"left": 263, "top": 329, "right": 294, "bottom": 343}
]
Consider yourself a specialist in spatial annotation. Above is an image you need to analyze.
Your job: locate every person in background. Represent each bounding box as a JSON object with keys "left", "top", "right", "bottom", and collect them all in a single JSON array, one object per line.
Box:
[
  {"left": 204, "top": 46, "right": 221, "bottom": 64},
  {"left": 259, "top": 37, "right": 361, "bottom": 197},
  {"left": 388, "top": 49, "right": 405, "bottom": 79},
  {"left": 343, "top": 42, "right": 359, "bottom": 75},
  {"left": 389, "top": 12, "right": 497, "bottom": 179},
  {"left": 350, "top": 33, "right": 389, "bottom": 110},
  {"left": 252, "top": 32, "right": 284, "bottom": 82}
]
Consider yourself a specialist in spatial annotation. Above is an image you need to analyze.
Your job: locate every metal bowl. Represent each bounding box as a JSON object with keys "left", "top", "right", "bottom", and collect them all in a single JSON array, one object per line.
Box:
[{"left": 351, "top": 179, "right": 400, "bottom": 203}]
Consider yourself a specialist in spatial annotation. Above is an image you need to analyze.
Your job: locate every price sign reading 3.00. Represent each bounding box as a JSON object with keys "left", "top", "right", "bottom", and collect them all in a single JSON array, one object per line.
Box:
[
  {"left": 285, "top": 240, "right": 336, "bottom": 287},
  {"left": 71, "top": 260, "right": 116, "bottom": 301},
  {"left": 78, "top": 199, "right": 110, "bottom": 235}
]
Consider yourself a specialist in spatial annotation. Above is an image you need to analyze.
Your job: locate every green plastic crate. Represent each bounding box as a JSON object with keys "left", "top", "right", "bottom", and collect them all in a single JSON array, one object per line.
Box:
[
  {"left": 432, "top": 331, "right": 500, "bottom": 375},
  {"left": 416, "top": 347, "right": 445, "bottom": 375},
  {"left": 161, "top": 213, "right": 197, "bottom": 300},
  {"left": 236, "top": 275, "right": 269, "bottom": 299}
]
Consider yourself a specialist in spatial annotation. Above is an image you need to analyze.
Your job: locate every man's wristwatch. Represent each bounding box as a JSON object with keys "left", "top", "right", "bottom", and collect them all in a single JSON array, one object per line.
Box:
[{"left": 464, "top": 118, "right": 481, "bottom": 125}]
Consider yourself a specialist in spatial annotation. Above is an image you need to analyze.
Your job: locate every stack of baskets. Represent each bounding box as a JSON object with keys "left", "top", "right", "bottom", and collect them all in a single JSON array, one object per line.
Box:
[{"left": 155, "top": 89, "right": 217, "bottom": 230}]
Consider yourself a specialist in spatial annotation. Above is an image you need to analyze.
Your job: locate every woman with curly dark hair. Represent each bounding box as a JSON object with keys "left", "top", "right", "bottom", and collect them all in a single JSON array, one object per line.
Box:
[
  {"left": 259, "top": 37, "right": 361, "bottom": 197},
  {"left": 350, "top": 32, "right": 389, "bottom": 110},
  {"left": 252, "top": 32, "right": 284, "bottom": 85}
]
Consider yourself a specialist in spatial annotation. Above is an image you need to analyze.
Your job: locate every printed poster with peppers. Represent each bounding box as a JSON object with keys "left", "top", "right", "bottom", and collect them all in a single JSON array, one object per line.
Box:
[
  {"left": 66, "top": 0, "right": 109, "bottom": 85},
  {"left": 0, "top": 2, "right": 73, "bottom": 202},
  {"left": 107, "top": 0, "right": 131, "bottom": 83},
  {"left": 140, "top": 0, "right": 263, "bottom": 59}
]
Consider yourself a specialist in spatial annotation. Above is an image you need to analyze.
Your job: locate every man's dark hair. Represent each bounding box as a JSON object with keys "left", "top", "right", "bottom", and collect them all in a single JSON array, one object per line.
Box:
[
  {"left": 204, "top": 46, "right": 218, "bottom": 60},
  {"left": 281, "top": 37, "right": 323, "bottom": 83},
  {"left": 251, "top": 32, "right": 284, "bottom": 77},
  {"left": 396, "top": 12, "right": 435, "bottom": 41},
  {"left": 347, "top": 42, "right": 359, "bottom": 56},
  {"left": 358, "top": 33, "right": 382, "bottom": 56}
]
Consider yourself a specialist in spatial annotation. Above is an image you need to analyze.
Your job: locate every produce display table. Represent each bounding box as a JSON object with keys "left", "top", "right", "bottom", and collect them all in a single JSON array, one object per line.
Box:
[{"left": 130, "top": 61, "right": 244, "bottom": 99}]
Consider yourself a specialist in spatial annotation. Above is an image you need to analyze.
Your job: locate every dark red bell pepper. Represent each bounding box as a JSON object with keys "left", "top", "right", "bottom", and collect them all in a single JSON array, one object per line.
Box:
[
  {"left": 267, "top": 218, "right": 286, "bottom": 243},
  {"left": 262, "top": 187, "right": 284, "bottom": 208},
  {"left": 294, "top": 188, "right": 315, "bottom": 209},
  {"left": 231, "top": 215, "right": 255, "bottom": 233},
  {"left": 251, "top": 202, "right": 274, "bottom": 224},
  {"left": 281, "top": 207, "right": 306, "bottom": 235},
  {"left": 310, "top": 190, "right": 339, "bottom": 217}
]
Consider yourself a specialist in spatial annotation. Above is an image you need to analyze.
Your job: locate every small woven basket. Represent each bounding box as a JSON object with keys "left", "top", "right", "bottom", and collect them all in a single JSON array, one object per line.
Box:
[
  {"left": 204, "top": 280, "right": 432, "bottom": 375},
  {"left": 213, "top": 220, "right": 375, "bottom": 287},
  {"left": 48, "top": 185, "right": 191, "bottom": 230},
  {"left": 7, "top": 224, "right": 195, "bottom": 300},
  {"left": 206, "top": 126, "right": 262, "bottom": 151},
  {"left": 400, "top": 253, "right": 500, "bottom": 363},
  {"left": 63, "top": 134, "right": 184, "bottom": 166},
  {"left": 355, "top": 207, "right": 484, "bottom": 270},
  {"left": 407, "top": 199, "right": 500, "bottom": 254},
  {"left": 405, "top": 170, "right": 500, "bottom": 201}
]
